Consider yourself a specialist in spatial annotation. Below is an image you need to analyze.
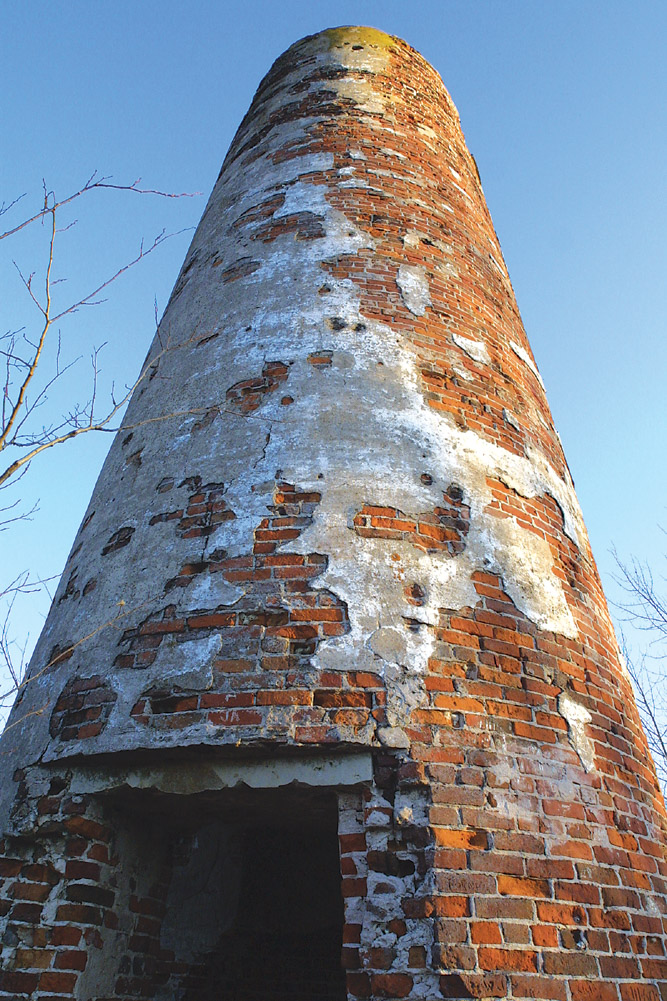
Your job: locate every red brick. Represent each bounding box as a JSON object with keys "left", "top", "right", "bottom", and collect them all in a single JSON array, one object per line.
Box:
[
  {"left": 38, "top": 971, "right": 78, "bottom": 992},
  {"left": 570, "top": 983, "right": 619, "bottom": 1001},
  {"left": 371, "top": 973, "right": 413, "bottom": 997},
  {"left": 478, "top": 947, "right": 538, "bottom": 972},
  {"left": 512, "top": 976, "right": 568, "bottom": 1000},
  {"left": 55, "top": 949, "right": 87, "bottom": 970},
  {"left": 471, "top": 921, "right": 502, "bottom": 944},
  {"left": 497, "top": 875, "right": 550, "bottom": 898},
  {"left": 434, "top": 828, "right": 490, "bottom": 850},
  {"left": 0, "top": 971, "right": 40, "bottom": 993},
  {"left": 51, "top": 926, "right": 82, "bottom": 946}
]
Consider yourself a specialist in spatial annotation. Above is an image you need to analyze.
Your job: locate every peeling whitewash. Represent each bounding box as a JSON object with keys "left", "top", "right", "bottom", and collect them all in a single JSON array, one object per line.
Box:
[
  {"left": 511, "top": 339, "right": 546, "bottom": 390},
  {"left": 451, "top": 332, "right": 491, "bottom": 365},
  {"left": 557, "top": 691, "right": 595, "bottom": 771},
  {"left": 0, "top": 32, "right": 588, "bottom": 802},
  {"left": 396, "top": 264, "right": 432, "bottom": 316}
]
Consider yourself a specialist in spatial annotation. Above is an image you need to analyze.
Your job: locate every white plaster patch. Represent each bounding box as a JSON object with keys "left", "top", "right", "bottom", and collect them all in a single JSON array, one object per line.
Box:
[
  {"left": 368, "top": 626, "right": 411, "bottom": 666},
  {"left": 511, "top": 340, "right": 546, "bottom": 389},
  {"left": 396, "top": 264, "right": 431, "bottom": 316},
  {"left": 489, "top": 252, "right": 505, "bottom": 276},
  {"left": 338, "top": 181, "right": 385, "bottom": 193},
  {"left": 378, "top": 727, "right": 410, "bottom": 749},
  {"left": 503, "top": 408, "right": 521, "bottom": 431},
  {"left": 379, "top": 146, "right": 407, "bottom": 161},
  {"left": 185, "top": 572, "right": 241, "bottom": 609},
  {"left": 324, "top": 36, "right": 393, "bottom": 76},
  {"left": 450, "top": 180, "right": 473, "bottom": 203},
  {"left": 452, "top": 333, "right": 491, "bottom": 366},
  {"left": 558, "top": 691, "right": 595, "bottom": 771},
  {"left": 480, "top": 518, "right": 576, "bottom": 636},
  {"left": 274, "top": 180, "right": 328, "bottom": 219},
  {"left": 437, "top": 258, "right": 459, "bottom": 279},
  {"left": 452, "top": 364, "right": 474, "bottom": 383},
  {"left": 403, "top": 230, "right": 455, "bottom": 261},
  {"left": 331, "top": 77, "right": 386, "bottom": 115},
  {"left": 145, "top": 633, "right": 221, "bottom": 692},
  {"left": 415, "top": 123, "right": 440, "bottom": 144}
]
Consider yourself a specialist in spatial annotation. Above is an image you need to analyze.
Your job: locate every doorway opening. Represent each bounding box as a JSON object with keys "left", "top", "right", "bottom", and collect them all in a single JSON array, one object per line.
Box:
[{"left": 138, "top": 784, "right": 347, "bottom": 1000}]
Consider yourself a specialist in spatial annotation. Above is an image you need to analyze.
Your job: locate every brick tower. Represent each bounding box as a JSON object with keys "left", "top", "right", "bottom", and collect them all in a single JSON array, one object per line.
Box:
[{"left": 1, "top": 26, "right": 666, "bottom": 1001}]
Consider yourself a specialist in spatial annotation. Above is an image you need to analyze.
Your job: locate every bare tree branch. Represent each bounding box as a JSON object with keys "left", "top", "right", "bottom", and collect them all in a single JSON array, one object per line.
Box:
[
  {"left": 613, "top": 547, "right": 667, "bottom": 788},
  {"left": 0, "top": 208, "right": 56, "bottom": 451},
  {"left": 0, "top": 339, "right": 172, "bottom": 488},
  {"left": 0, "top": 174, "right": 199, "bottom": 722},
  {"left": 0, "top": 172, "right": 198, "bottom": 242},
  {"left": 0, "top": 593, "right": 157, "bottom": 732},
  {"left": 0, "top": 177, "right": 196, "bottom": 488},
  {"left": 613, "top": 550, "right": 667, "bottom": 646}
]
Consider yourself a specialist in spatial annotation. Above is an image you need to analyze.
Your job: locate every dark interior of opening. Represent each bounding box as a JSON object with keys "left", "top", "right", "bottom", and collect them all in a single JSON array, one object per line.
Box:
[
  {"left": 182, "top": 819, "right": 346, "bottom": 1000},
  {"left": 117, "top": 784, "right": 347, "bottom": 1001}
]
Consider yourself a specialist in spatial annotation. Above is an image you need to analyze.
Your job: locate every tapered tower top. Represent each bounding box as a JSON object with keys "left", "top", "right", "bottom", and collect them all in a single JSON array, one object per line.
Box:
[{"left": 1, "top": 26, "right": 666, "bottom": 1000}]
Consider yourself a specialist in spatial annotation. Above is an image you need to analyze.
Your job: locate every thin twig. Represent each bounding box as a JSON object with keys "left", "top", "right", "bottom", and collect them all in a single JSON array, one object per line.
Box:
[{"left": 0, "top": 172, "right": 198, "bottom": 242}]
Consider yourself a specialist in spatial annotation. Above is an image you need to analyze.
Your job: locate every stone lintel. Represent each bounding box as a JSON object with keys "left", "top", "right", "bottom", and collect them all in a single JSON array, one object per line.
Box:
[{"left": 67, "top": 750, "right": 374, "bottom": 797}]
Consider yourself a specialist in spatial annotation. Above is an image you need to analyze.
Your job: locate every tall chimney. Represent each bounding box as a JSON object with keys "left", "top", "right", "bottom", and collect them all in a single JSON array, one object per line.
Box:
[{"left": 1, "top": 26, "right": 665, "bottom": 1000}]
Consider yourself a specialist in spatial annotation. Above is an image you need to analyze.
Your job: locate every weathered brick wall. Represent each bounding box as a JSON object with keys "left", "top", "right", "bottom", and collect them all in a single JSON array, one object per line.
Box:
[
  {"left": 0, "top": 787, "right": 117, "bottom": 998},
  {"left": 1, "top": 24, "right": 666, "bottom": 1000}
]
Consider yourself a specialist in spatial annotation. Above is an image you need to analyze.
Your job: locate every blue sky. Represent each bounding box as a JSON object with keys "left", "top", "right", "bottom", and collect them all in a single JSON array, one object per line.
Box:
[{"left": 1, "top": 0, "right": 665, "bottom": 680}]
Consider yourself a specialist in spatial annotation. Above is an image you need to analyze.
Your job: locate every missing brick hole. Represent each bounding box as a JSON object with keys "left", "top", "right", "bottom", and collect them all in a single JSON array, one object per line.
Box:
[
  {"left": 81, "top": 510, "right": 95, "bottom": 531},
  {"left": 196, "top": 330, "right": 221, "bottom": 348},
  {"left": 102, "top": 525, "right": 135, "bottom": 556},
  {"left": 308, "top": 350, "right": 333, "bottom": 368}
]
